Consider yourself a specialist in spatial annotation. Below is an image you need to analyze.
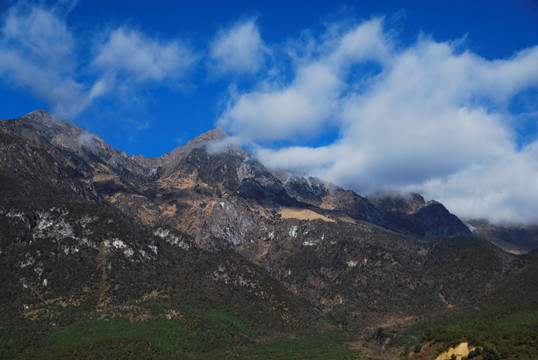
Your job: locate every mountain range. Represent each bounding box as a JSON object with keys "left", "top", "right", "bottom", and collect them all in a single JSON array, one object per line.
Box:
[{"left": 1, "top": 110, "right": 537, "bottom": 359}]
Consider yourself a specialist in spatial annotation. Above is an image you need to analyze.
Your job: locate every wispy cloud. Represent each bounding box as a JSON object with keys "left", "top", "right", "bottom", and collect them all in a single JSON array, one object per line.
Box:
[
  {"left": 0, "top": 2, "right": 198, "bottom": 119},
  {"left": 93, "top": 28, "right": 197, "bottom": 85},
  {"left": 0, "top": 4, "right": 90, "bottom": 117},
  {"left": 209, "top": 18, "right": 269, "bottom": 76},
  {"left": 218, "top": 18, "right": 538, "bottom": 224}
]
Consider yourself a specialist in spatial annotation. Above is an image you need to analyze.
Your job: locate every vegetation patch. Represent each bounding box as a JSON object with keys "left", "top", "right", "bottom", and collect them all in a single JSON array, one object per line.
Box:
[
  {"left": 6, "top": 317, "right": 358, "bottom": 360},
  {"left": 413, "top": 309, "right": 538, "bottom": 359}
]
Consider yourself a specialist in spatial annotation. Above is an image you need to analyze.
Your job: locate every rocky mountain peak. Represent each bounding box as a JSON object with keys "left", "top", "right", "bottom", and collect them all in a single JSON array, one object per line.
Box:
[
  {"left": 371, "top": 192, "right": 425, "bottom": 215},
  {"left": 21, "top": 109, "right": 54, "bottom": 121},
  {"left": 160, "top": 127, "right": 232, "bottom": 165},
  {"left": 188, "top": 127, "right": 228, "bottom": 144},
  {"left": 5, "top": 110, "right": 85, "bottom": 152},
  {"left": 370, "top": 192, "right": 471, "bottom": 237},
  {"left": 16, "top": 109, "right": 70, "bottom": 133}
]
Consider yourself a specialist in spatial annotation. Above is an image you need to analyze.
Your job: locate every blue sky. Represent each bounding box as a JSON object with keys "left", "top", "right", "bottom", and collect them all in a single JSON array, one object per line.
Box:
[{"left": 1, "top": 0, "right": 538, "bottom": 224}]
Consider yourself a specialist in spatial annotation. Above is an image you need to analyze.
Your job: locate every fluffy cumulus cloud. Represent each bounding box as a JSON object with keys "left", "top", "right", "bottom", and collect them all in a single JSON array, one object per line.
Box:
[
  {"left": 218, "top": 18, "right": 391, "bottom": 142},
  {"left": 209, "top": 19, "right": 268, "bottom": 76},
  {"left": 219, "top": 63, "right": 344, "bottom": 141},
  {"left": 420, "top": 142, "right": 538, "bottom": 224},
  {"left": 218, "top": 18, "right": 538, "bottom": 224}
]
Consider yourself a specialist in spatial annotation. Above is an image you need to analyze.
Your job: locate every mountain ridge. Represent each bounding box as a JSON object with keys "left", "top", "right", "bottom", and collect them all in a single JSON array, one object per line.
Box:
[
  {"left": 8, "top": 110, "right": 473, "bottom": 236},
  {"left": 2, "top": 110, "right": 537, "bottom": 359}
]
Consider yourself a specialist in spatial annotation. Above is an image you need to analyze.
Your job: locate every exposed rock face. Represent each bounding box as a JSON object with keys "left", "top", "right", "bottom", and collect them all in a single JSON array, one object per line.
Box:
[
  {"left": 283, "top": 176, "right": 386, "bottom": 226},
  {"left": 283, "top": 176, "right": 330, "bottom": 205}
]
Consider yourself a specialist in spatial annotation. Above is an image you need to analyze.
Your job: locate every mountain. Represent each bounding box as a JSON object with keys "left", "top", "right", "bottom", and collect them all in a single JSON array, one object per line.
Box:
[
  {"left": 370, "top": 193, "right": 472, "bottom": 237},
  {"left": 466, "top": 220, "right": 538, "bottom": 255},
  {"left": 1, "top": 110, "right": 537, "bottom": 359}
]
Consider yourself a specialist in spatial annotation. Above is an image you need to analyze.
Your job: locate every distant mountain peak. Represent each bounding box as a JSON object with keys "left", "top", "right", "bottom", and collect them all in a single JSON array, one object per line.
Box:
[
  {"left": 160, "top": 127, "right": 232, "bottom": 164},
  {"left": 187, "top": 127, "right": 228, "bottom": 144},
  {"left": 22, "top": 109, "right": 52, "bottom": 119},
  {"left": 20, "top": 110, "right": 65, "bottom": 126}
]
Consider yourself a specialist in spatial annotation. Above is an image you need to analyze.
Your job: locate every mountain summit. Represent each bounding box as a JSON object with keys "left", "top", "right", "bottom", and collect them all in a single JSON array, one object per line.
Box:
[{"left": 159, "top": 127, "right": 230, "bottom": 164}]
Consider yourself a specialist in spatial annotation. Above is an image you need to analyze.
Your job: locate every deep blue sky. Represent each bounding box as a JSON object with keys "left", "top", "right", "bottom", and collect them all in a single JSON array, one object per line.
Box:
[{"left": 1, "top": 0, "right": 538, "bottom": 223}]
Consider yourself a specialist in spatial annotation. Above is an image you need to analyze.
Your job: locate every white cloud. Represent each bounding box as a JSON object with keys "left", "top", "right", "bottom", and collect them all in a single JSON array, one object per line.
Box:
[
  {"left": 257, "top": 144, "right": 338, "bottom": 170},
  {"left": 419, "top": 141, "right": 538, "bottom": 224},
  {"left": 209, "top": 19, "right": 268, "bottom": 76},
  {"left": 475, "top": 47, "right": 538, "bottom": 102},
  {"left": 218, "top": 18, "right": 538, "bottom": 224},
  {"left": 218, "top": 19, "right": 391, "bottom": 142},
  {"left": 93, "top": 28, "right": 196, "bottom": 83},
  {"left": 219, "top": 63, "right": 343, "bottom": 141},
  {"left": 326, "top": 17, "right": 392, "bottom": 68}
]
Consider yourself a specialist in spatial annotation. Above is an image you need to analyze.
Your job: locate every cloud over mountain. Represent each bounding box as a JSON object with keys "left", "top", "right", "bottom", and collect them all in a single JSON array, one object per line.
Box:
[{"left": 218, "top": 18, "right": 538, "bottom": 224}]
